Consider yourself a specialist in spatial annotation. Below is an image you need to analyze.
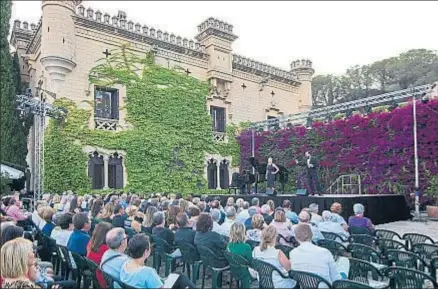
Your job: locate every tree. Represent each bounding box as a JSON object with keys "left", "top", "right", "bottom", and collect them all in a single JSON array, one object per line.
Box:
[{"left": 0, "top": 1, "right": 28, "bottom": 167}]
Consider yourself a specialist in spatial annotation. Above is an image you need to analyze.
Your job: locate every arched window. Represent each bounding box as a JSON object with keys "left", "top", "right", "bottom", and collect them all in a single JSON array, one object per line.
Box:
[
  {"left": 219, "top": 159, "right": 229, "bottom": 189},
  {"left": 207, "top": 158, "right": 217, "bottom": 189},
  {"left": 108, "top": 153, "right": 124, "bottom": 189},
  {"left": 88, "top": 151, "right": 104, "bottom": 189}
]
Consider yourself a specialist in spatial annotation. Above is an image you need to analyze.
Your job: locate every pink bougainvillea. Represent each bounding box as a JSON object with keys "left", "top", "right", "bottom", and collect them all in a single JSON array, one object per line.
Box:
[{"left": 237, "top": 99, "right": 438, "bottom": 194}]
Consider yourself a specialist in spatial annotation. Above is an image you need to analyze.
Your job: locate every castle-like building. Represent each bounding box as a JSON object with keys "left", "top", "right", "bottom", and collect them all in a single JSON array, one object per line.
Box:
[{"left": 11, "top": 0, "right": 315, "bottom": 191}]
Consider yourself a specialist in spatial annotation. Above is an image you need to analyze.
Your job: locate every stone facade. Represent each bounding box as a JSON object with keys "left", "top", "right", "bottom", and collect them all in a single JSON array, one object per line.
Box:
[{"left": 11, "top": 0, "right": 315, "bottom": 191}]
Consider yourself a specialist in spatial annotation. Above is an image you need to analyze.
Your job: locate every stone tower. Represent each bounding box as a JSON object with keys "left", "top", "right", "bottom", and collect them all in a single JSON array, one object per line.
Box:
[
  {"left": 290, "top": 59, "right": 315, "bottom": 111},
  {"left": 195, "top": 18, "right": 238, "bottom": 100},
  {"left": 40, "top": 0, "right": 81, "bottom": 93}
]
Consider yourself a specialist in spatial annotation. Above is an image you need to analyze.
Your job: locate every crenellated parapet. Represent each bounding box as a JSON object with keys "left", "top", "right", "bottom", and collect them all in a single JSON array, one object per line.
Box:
[
  {"left": 290, "top": 59, "right": 315, "bottom": 78},
  {"left": 10, "top": 19, "right": 38, "bottom": 50},
  {"left": 74, "top": 6, "right": 208, "bottom": 59},
  {"left": 195, "top": 17, "right": 238, "bottom": 43},
  {"left": 232, "top": 54, "right": 300, "bottom": 86}
]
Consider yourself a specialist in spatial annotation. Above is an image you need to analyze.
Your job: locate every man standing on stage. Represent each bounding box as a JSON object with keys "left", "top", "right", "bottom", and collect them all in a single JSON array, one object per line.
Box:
[{"left": 296, "top": 151, "right": 322, "bottom": 196}]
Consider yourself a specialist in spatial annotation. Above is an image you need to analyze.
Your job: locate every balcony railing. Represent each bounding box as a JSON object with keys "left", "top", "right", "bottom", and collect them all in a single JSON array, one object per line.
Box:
[
  {"left": 212, "top": 131, "right": 226, "bottom": 142},
  {"left": 94, "top": 117, "right": 118, "bottom": 131}
]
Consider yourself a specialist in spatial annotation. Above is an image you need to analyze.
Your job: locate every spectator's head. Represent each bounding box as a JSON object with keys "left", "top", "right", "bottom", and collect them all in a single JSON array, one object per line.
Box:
[
  {"left": 198, "top": 201, "right": 206, "bottom": 213},
  {"left": 167, "top": 205, "right": 180, "bottom": 227},
  {"left": 179, "top": 199, "right": 189, "bottom": 213},
  {"left": 226, "top": 197, "right": 235, "bottom": 207},
  {"left": 144, "top": 206, "right": 158, "bottom": 227},
  {"left": 353, "top": 203, "right": 365, "bottom": 216},
  {"left": 322, "top": 210, "right": 332, "bottom": 221},
  {"left": 330, "top": 202, "right": 342, "bottom": 214},
  {"left": 131, "top": 198, "right": 141, "bottom": 208},
  {"left": 260, "top": 225, "right": 277, "bottom": 251},
  {"left": 308, "top": 203, "right": 319, "bottom": 214},
  {"left": 57, "top": 213, "right": 73, "bottom": 230},
  {"left": 251, "top": 197, "right": 260, "bottom": 207},
  {"left": 152, "top": 211, "right": 165, "bottom": 227},
  {"left": 225, "top": 206, "right": 236, "bottom": 220},
  {"left": 302, "top": 207, "right": 310, "bottom": 215},
  {"left": 261, "top": 204, "right": 270, "bottom": 214},
  {"left": 127, "top": 234, "right": 151, "bottom": 260},
  {"left": 210, "top": 209, "right": 221, "bottom": 223},
  {"left": 114, "top": 204, "right": 124, "bottom": 216},
  {"left": 282, "top": 200, "right": 291, "bottom": 210},
  {"left": 230, "top": 222, "right": 246, "bottom": 243},
  {"left": 210, "top": 200, "right": 220, "bottom": 209},
  {"left": 121, "top": 193, "right": 127, "bottom": 201},
  {"left": 90, "top": 222, "right": 113, "bottom": 253},
  {"left": 132, "top": 212, "right": 145, "bottom": 233},
  {"left": 126, "top": 205, "right": 139, "bottom": 218},
  {"left": 176, "top": 212, "right": 190, "bottom": 228},
  {"left": 0, "top": 238, "right": 35, "bottom": 281},
  {"left": 235, "top": 198, "right": 244, "bottom": 208},
  {"left": 42, "top": 207, "right": 55, "bottom": 223},
  {"left": 248, "top": 206, "right": 258, "bottom": 217},
  {"left": 102, "top": 202, "right": 115, "bottom": 219},
  {"left": 267, "top": 200, "right": 275, "bottom": 212},
  {"left": 52, "top": 194, "right": 61, "bottom": 204},
  {"left": 294, "top": 223, "right": 313, "bottom": 244},
  {"left": 188, "top": 206, "right": 201, "bottom": 219},
  {"left": 196, "top": 213, "right": 213, "bottom": 233},
  {"left": 192, "top": 197, "right": 200, "bottom": 205},
  {"left": 242, "top": 201, "right": 250, "bottom": 210},
  {"left": 200, "top": 194, "right": 207, "bottom": 202},
  {"left": 252, "top": 214, "right": 264, "bottom": 230},
  {"left": 37, "top": 205, "right": 49, "bottom": 219},
  {"left": 298, "top": 211, "right": 310, "bottom": 223},
  {"left": 72, "top": 212, "right": 90, "bottom": 231},
  {"left": 91, "top": 199, "right": 103, "bottom": 217},
  {"left": 106, "top": 228, "right": 127, "bottom": 252},
  {"left": 0, "top": 225, "right": 24, "bottom": 246},
  {"left": 274, "top": 209, "right": 286, "bottom": 223}
]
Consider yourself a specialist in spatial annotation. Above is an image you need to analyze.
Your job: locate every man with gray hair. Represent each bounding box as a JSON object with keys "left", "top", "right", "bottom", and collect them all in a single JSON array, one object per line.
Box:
[
  {"left": 308, "top": 203, "right": 322, "bottom": 225},
  {"left": 318, "top": 211, "right": 350, "bottom": 241},
  {"left": 101, "top": 228, "right": 129, "bottom": 280},
  {"left": 217, "top": 206, "right": 236, "bottom": 236},
  {"left": 291, "top": 211, "right": 324, "bottom": 242},
  {"left": 289, "top": 224, "right": 341, "bottom": 284},
  {"left": 236, "top": 201, "right": 250, "bottom": 223},
  {"left": 251, "top": 197, "right": 261, "bottom": 214},
  {"left": 211, "top": 208, "right": 222, "bottom": 233}
]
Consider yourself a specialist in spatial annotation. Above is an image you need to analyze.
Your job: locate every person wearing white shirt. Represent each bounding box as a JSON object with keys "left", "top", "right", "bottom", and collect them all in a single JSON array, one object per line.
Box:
[
  {"left": 318, "top": 211, "right": 350, "bottom": 241},
  {"left": 289, "top": 223, "right": 341, "bottom": 286},
  {"left": 309, "top": 203, "right": 323, "bottom": 225},
  {"left": 50, "top": 213, "right": 74, "bottom": 247},
  {"left": 217, "top": 206, "right": 236, "bottom": 237},
  {"left": 291, "top": 211, "right": 324, "bottom": 242},
  {"left": 330, "top": 202, "right": 349, "bottom": 231},
  {"left": 210, "top": 208, "right": 221, "bottom": 233},
  {"left": 236, "top": 201, "right": 250, "bottom": 223}
]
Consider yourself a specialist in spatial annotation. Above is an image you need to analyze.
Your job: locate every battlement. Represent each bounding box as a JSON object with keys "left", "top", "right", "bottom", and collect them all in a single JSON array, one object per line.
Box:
[
  {"left": 13, "top": 19, "right": 38, "bottom": 33},
  {"left": 10, "top": 19, "right": 40, "bottom": 49},
  {"left": 76, "top": 5, "right": 207, "bottom": 54},
  {"left": 232, "top": 54, "right": 300, "bottom": 85},
  {"left": 290, "top": 59, "right": 314, "bottom": 75}
]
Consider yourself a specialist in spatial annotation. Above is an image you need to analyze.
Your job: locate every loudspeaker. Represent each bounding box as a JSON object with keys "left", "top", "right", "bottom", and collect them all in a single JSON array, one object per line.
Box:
[
  {"left": 266, "top": 188, "right": 277, "bottom": 196},
  {"left": 296, "top": 189, "right": 307, "bottom": 196}
]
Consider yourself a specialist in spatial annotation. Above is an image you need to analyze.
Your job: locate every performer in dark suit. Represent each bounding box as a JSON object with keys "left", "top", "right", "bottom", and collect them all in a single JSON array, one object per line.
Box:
[{"left": 296, "top": 151, "right": 322, "bottom": 196}]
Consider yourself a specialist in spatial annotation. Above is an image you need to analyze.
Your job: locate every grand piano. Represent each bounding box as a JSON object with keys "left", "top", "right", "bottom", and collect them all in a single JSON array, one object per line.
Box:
[{"left": 243, "top": 157, "right": 289, "bottom": 194}]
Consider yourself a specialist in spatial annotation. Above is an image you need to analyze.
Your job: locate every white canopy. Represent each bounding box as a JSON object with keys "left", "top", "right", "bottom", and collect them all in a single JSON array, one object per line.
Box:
[{"left": 0, "top": 164, "right": 25, "bottom": 179}]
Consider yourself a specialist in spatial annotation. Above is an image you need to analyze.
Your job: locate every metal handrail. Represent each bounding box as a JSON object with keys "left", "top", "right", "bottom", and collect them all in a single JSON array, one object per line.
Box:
[{"left": 326, "top": 174, "right": 361, "bottom": 195}]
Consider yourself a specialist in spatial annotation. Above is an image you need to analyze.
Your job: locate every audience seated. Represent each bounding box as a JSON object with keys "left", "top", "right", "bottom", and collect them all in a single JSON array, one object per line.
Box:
[
  {"left": 252, "top": 225, "right": 296, "bottom": 288},
  {"left": 318, "top": 211, "right": 350, "bottom": 241},
  {"left": 142, "top": 206, "right": 158, "bottom": 233},
  {"left": 111, "top": 204, "right": 126, "bottom": 228},
  {"left": 194, "top": 212, "right": 228, "bottom": 267},
  {"left": 87, "top": 222, "right": 113, "bottom": 288},
  {"left": 348, "top": 203, "right": 375, "bottom": 232},
  {"left": 329, "top": 202, "right": 348, "bottom": 230},
  {"left": 309, "top": 203, "right": 323, "bottom": 225},
  {"left": 217, "top": 206, "right": 237, "bottom": 236},
  {"left": 210, "top": 209, "right": 222, "bottom": 233},
  {"left": 67, "top": 212, "right": 91, "bottom": 256},
  {"left": 5, "top": 198, "right": 29, "bottom": 222},
  {"left": 270, "top": 209, "right": 293, "bottom": 245},
  {"left": 50, "top": 213, "right": 73, "bottom": 246},
  {"left": 247, "top": 214, "right": 265, "bottom": 242},
  {"left": 292, "top": 211, "right": 324, "bottom": 243},
  {"left": 261, "top": 204, "right": 274, "bottom": 225},
  {"left": 188, "top": 205, "right": 200, "bottom": 231},
  {"left": 244, "top": 206, "right": 258, "bottom": 230},
  {"left": 227, "top": 222, "right": 252, "bottom": 262},
  {"left": 175, "top": 212, "right": 196, "bottom": 247},
  {"left": 290, "top": 223, "right": 342, "bottom": 284},
  {"left": 236, "top": 201, "right": 250, "bottom": 223},
  {"left": 282, "top": 200, "right": 299, "bottom": 224},
  {"left": 251, "top": 197, "right": 262, "bottom": 214},
  {"left": 100, "top": 228, "right": 130, "bottom": 280},
  {"left": 41, "top": 207, "right": 56, "bottom": 236}
]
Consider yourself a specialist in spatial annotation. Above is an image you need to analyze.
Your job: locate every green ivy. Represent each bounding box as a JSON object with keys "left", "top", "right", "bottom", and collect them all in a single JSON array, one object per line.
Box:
[{"left": 44, "top": 45, "right": 240, "bottom": 195}]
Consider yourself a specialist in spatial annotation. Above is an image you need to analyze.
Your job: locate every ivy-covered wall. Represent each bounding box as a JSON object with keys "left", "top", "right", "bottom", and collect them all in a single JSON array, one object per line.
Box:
[{"left": 44, "top": 46, "right": 241, "bottom": 194}]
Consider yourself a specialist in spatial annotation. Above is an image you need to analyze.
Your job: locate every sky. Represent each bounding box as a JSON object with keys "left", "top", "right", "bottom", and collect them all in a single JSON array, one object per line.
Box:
[{"left": 10, "top": 1, "right": 438, "bottom": 76}]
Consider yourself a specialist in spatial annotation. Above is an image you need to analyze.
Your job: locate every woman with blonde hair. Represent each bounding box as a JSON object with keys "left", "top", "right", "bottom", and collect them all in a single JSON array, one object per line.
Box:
[
  {"left": 0, "top": 238, "right": 39, "bottom": 288},
  {"left": 51, "top": 194, "right": 61, "bottom": 212},
  {"left": 227, "top": 222, "right": 252, "bottom": 288},
  {"left": 179, "top": 199, "right": 189, "bottom": 216},
  {"left": 270, "top": 209, "right": 293, "bottom": 245},
  {"left": 246, "top": 214, "right": 265, "bottom": 242},
  {"left": 226, "top": 197, "right": 235, "bottom": 207},
  {"left": 99, "top": 202, "right": 115, "bottom": 223},
  {"left": 124, "top": 205, "right": 138, "bottom": 228},
  {"left": 143, "top": 206, "right": 158, "bottom": 233},
  {"left": 252, "top": 225, "right": 296, "bottom": 288},
  {"left": 131, "top": 212, "right": 145, "bottom": 234}
]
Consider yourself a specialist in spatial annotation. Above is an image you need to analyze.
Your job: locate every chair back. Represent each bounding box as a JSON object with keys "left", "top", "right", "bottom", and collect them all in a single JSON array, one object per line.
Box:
[
  {"left": 197, "top": 245, "right": 228, "bottom": 269},
  {"left": 402, "top": 233, "right": 435, "bottom": 249},
  {"left": 274, "top": 244, "right": 294, "bottom": 259},
  {"left": 152, "top": 235, "right": 173, "bottom": 255},
  {"left": 385, "top": 266, "right": 438, "bottom": 289},
  {"left": 347, "top": 243, "right": 387, "bottom": 265},
  {"left": 332, "top": 279, "right": 370, "bottom": 289},
  {"left": 251, "top": 258, "right": 284, "bottom": 289},
  {"left": 378, "top": 238, "right": 407, "bottom": 254},
  {"left": 289, "top": 270, "right": 331, "bottom": 288},
  {"left": 71, "top": 251, "right": 88, "bottom": 271},
  {"left": 374, "top": 229, "right": 401, "bottom": 240},
  {"left": 321, "top": 231, "right": 347, "bottom": 243},
  {"left": 349, "top": 234, "right": 377, "bottom": 247},
  {"left": 57, "top": 245, "right": 76, "bottom": 270},
  {"left": 84, "top": 257, "right": 104, "bottom": 288},
  {"left": 348, "top": 257, "right": 386, "bottom": 286},
  {"left": 386, "top": 250, "right": 427, "bottom": 271},
  {"left": 179, "top": 242, "right": 201, "bottom": 263},
  {"left": 246, "top": 239, "right": 260, "bottom": 250},
  {"left": 101, "top": 270, "right": 133, "bottom": 289},
  {"left": 317, "top": 239, "right": 349, "bottom": 261},
  {"left": 411, "top": 243, "right": 438, "bottom": 265},
  {"left": 349, "top": 226, "right": 373, "bottom": 235},
  {"left": 223, "top": 251, "right": 251, "bottom": 281}
]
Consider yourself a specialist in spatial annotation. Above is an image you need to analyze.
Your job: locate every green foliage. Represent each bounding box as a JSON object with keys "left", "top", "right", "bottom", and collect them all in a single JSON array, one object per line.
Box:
[
  {"left": 44, "top": 45, "right": 240, "bottom": 194},
  {"left": 0, "top": 2, "right": 29, "bottom": 167},
  {"left": 424, "top": 176, "right": 438, "bottom": 205},
  {"left": 312, "top": 49, "right": 438, "bottom": 106}
]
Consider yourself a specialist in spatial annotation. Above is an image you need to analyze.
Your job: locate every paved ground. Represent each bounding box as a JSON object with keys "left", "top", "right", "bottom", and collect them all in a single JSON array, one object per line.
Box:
[{"left": 376, "top": 214, "right": 438, "bottom": 240}]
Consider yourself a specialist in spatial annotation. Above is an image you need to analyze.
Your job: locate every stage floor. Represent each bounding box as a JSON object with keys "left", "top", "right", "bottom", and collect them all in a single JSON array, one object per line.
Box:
[{"left": 212, "top": 193, "right": 411, "bottom": 225}]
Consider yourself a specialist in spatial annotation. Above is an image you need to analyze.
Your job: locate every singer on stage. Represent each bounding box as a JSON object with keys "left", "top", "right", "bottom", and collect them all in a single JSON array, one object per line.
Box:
[
  {"left": 266, "top": 157, "right": 280, "bottom": 193},
  {"left": 296, "top": 151, "right": 322, "bottom": 196}
]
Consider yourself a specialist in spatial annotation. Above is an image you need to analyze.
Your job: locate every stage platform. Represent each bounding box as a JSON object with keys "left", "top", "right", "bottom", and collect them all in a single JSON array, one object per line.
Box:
[{"left": 212, "top": 194, "right": 411, "bottom": 225}]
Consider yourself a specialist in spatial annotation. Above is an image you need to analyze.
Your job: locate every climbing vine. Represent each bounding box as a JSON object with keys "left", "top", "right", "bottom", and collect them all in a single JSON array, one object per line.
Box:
[{"left": 44, "top": 45, "right": 241, "bottom": 194}]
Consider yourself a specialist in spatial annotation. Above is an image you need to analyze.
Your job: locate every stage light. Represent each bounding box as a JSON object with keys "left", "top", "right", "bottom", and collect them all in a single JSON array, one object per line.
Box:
[
  {"left": 306, "top": 117, "right": 312, "bottom": 128},
  {"left": 345, "top": 109, "right": 353, "bottom": 118}
]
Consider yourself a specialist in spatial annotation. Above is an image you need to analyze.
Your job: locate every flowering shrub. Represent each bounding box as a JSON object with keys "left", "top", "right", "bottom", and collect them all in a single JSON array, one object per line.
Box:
[{"left": 238, "top": 99, "right": 438, "bottom": 194}]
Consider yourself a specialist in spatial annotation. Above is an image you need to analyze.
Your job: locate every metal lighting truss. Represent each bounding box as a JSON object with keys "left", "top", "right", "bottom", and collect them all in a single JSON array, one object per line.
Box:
[
  {"left": 15, "top": 93, "right": 67, "bottom": 202},
  {"left": 249, "top": 83, "right": 434, "bottom": 129}
]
